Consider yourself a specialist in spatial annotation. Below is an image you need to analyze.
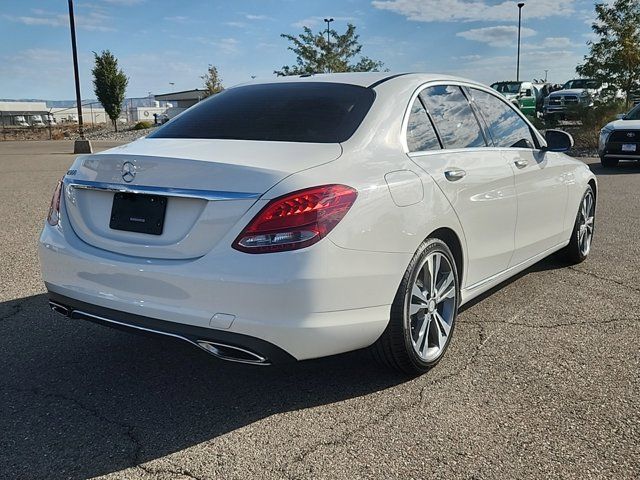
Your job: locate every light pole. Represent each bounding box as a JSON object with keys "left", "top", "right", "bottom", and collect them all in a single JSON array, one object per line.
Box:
[
  {"left": 544, "top": 69, "right": 548, "bottom": 82},
  {"left": 516, "top": 2, "right": 525, "bottom": 82},
  {"left": 68, "top": 0, "right": 91, "bottom": 153},
  {"left": 324, "top": 18, "right": 334, "bottom": 44}
]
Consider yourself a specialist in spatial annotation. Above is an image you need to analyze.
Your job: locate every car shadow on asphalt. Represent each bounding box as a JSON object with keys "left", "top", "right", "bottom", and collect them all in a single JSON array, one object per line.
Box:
[
  {"left": 0, "top": 294, "right": 406, "bottom": 479},
  {"left": 588, "top": 160, "right": 640, "bottom": 176}
]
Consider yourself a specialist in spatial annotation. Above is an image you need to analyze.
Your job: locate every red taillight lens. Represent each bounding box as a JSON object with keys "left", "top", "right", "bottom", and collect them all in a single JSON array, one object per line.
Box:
[
  {"left": 233, "top": 184, "right": 357, "bottom": 253},
  {"left": 47, "top": 180, "right": 63, "bottom": 226}
]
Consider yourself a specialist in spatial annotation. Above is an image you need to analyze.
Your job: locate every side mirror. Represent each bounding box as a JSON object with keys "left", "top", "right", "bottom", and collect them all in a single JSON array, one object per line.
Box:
[
  {"left": 543, "top": 129, "right": 574, "bottom": 152},
  {"left": 615, "top": 113, "right": 625, "bottom": 120}
]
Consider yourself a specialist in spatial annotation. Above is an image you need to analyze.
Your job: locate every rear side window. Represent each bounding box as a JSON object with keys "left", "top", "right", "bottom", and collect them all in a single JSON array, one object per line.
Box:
[
  {"left": 470, "top": 88, "right": 535, "bottom": 148},
  {"left": 149, "top": 82, "right": 375, "bottom": 143},
  {"left": 420, "top": 85, "right": 486, "bottom": 149},
  {"left": 406, "top": 98, "right": 440, "bottom": 152}
]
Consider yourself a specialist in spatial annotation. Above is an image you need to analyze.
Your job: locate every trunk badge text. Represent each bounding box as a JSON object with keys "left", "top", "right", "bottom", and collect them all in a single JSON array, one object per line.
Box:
[{"left": 122, "top": 162, "right": 136, "bottom": 183}]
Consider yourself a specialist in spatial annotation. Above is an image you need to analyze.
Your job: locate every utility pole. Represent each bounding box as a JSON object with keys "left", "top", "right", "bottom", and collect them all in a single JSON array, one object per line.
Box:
[
  {"left": 324, "top": 18, "right": 334, "bottom": 44},
  {"left": 516, "top": 3, "right": 525, "bottom": 82},
  {"left": 68, "top": 0, "right": 91, "bottom": 153},
  {"left": 323, "top": 18, "right": 334, "bottom": 73}
]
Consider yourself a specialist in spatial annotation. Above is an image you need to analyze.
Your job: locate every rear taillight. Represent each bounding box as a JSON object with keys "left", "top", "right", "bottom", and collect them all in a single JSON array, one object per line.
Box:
[
  {"left": 233, "top": 184, "right": 357, "bottom": 254},
  {"left": 47, "top": 180, "right": 63, "bottom": 226}
]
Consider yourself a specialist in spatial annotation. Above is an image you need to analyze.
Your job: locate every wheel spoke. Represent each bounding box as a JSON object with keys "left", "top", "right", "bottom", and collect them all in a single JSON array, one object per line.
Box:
[
  {"left": 436, "top": 271, "right": 454, "bottom": 303},
  {"left": 410, "top": 284, "right": 428, "bottom": 315},
  {"left": 433, "top": 311, "right": 450, "bottom": 349},
  {"left": 415, "top": 315, "right": 430, "bottom": 355},
  {"left": 434, "top": 311, "right": 451, "bottom": 337},
  {"left": 424, "top": 254, "right": 440, "bottom": 298}
]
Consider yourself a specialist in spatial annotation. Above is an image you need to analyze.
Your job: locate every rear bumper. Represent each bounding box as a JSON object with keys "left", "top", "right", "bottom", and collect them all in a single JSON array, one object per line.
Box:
[
  {"left": 40, "top": 219, "right": 407, "bottom": 361},
  {"left": 47, "top": 291, "right": 295, "bottom": 364}
]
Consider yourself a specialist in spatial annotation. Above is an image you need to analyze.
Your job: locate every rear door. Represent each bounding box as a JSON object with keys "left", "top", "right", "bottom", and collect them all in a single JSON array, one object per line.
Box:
[
  {"left": 469, "top": 87, "right": 567, "bottom": 266},
  {"left": 407, "top": 85, "right": 517, "bottom": 288}
]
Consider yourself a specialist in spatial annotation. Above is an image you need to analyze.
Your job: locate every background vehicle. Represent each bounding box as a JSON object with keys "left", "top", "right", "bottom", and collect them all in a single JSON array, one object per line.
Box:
[
  {"left": 599, "top": 102, "right": 640, "bottom": 167},
  {"left": 544, "top": 78, "right": 603, "bottom": 119},
  {"left": 29, "top": 115, "right": 45, "bottom": 127},
  {"left": 14, "top": 115, "right": 29, "bottom": 127},
  {"left": 491, "top": 81, "right": 550, "bottom": 116},
  {"left": 40, "top": 73, "right": 596, "bottom": 374}
]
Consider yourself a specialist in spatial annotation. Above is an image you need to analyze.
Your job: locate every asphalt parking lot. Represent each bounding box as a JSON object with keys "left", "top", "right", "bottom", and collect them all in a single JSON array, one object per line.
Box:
[{"left": 0, "top": 140, "right": 638, "bottom": 480}]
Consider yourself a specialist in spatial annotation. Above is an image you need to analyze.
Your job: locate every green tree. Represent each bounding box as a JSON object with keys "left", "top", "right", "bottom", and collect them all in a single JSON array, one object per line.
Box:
[
  {"left": 275, "top": 23, "right": 384, "bottom": 76},
  {"left": 577, "top": 0, "right": 640, "bottom": 106},
  {"left": 92, "top": 50, "right": 128, "bottom": 132},
  {"left": 201, "top": 64, "right": 224, "bottom": 97}
]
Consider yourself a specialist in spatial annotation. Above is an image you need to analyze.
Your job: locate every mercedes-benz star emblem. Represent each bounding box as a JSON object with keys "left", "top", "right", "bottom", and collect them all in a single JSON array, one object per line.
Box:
[{"left": 122, "top": 161, "right": 136, "bottom": 183}]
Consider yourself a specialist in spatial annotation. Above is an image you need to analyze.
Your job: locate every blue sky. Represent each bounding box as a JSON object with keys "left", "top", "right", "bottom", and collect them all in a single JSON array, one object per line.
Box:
[{"left": 1, "top": 0, "right": 602, "bottom": 100}]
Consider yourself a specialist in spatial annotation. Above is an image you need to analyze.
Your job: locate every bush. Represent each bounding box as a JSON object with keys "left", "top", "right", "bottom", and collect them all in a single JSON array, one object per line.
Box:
[
  {"left": 564, "top": 100, "right": 627, "bottom": 150},
  {"left": 132, "top": 121, "right": 153, "bottom": 130}
]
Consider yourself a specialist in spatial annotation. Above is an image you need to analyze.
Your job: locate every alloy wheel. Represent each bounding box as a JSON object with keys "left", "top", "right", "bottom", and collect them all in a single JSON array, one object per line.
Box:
[
  {"left": 578, "top": 192, "right": 595, "bottom": 256},
  {"left": 407, "top": 251, "right": 456, "bottom": 362}
]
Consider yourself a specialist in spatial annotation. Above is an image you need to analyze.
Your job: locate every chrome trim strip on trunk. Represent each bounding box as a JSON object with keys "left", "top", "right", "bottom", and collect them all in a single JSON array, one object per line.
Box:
[{"left": 66, "top": 179, "right": 261, "bottom": 201}]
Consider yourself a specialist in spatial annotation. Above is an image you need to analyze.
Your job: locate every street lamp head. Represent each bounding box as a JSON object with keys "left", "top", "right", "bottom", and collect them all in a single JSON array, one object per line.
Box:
[
  {"left": 324, "top": 18, "right": 334, "bottom": 22},
  {"left": 518, "top": 2, "right": 525, "bottom": 7}
]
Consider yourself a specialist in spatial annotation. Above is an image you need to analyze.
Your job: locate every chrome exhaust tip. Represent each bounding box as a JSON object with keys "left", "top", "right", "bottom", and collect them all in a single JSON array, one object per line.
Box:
[
  {"left": 49, "top": 301, "right": 70, "bottom": 317},
  {"left": 196, "top": 340, "right": 270, "bottom": 365}
]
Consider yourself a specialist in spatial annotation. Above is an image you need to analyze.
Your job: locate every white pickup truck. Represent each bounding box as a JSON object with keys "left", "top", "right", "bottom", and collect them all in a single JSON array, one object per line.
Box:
[{"left": 543, "top": 79, "right": 604, "bottom": 119}]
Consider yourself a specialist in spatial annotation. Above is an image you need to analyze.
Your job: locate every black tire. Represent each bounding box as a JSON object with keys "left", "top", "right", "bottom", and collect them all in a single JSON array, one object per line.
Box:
[
  {"left": 600, "top": 156, "right": 619, "bottom": 168},
  {"left": 371, "top": 238, "right": 460, "bottom": 375},
  {"left": 561, "top": 185, "right": 595, "bottom": 264}
]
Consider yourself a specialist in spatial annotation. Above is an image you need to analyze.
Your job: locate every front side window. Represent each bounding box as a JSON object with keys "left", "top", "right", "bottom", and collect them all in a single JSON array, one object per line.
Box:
[
  {"left": 491, "top": 82, "right": 521, "bottom": 94},
  {"left": 470, "top": 88, "right": 535, "bottom": 148},
  {"left": 564, "top": 79, "right": 601, "bottom": 90},
  {"left": 406, "top": 98, "right": 440, "bottom": 152},
  {"left": 419, "top": 85, "right": 486, "bottom": 149},
  {"left": 150, "top": 82, "right": 375, "bottom": 143}
]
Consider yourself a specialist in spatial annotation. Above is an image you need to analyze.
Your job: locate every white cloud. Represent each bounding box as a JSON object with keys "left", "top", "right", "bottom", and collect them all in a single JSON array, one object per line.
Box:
[
  {"left": 522, "top": 36, "right": 578, "bottom": 51},
  {"left": 164, "top": 15, "right": 189, "bottom": 23},
  {"left": 2, "top": 9, "right": 114, "bottom": 31},
  {"left": 457, "top": 25, "right": 536, "bottom": 47},
  {"left": 292, "top": 16, "right": 357, "bottom": 29},
  {"left": 101, "top": 0, "right": 145, "bottom": 5},
  {"left": 245, "top": 14, "right": 270, "bottom": 21},
  {"left": 371, "top": 0, "right": 575, "bottom": 22},
  {"left": 446, "top": 49, "right": 580, "bottom": 85},
  {"left": 185, "top": 36, "right": 240, "bottom": 55}
]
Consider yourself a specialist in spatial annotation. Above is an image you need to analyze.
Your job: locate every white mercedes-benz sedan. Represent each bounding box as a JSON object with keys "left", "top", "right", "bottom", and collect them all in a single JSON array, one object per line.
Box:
[{"left": 40, "top": 73, "right": 597, "bottom": 374}]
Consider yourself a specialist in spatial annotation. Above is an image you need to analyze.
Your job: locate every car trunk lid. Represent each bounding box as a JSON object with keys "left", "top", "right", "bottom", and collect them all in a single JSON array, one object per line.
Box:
[{"left": 63, "top": 138, "right": 342, "bottom": 259}]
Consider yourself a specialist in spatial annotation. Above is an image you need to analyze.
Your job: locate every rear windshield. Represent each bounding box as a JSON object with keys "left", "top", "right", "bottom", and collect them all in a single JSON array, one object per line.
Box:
[
  {"left": 149, "top": 82, "right": 376, "bottom": 143},
  {"left": 563, "top": 79, "right": 601, "bottom": 90}
]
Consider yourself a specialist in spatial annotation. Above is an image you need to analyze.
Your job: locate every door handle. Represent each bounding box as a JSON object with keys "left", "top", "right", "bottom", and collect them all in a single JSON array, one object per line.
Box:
[
  {"left": 444, "top": 169, "right": 466, "bottom": 181},
  {"left": 514, "top": 159, "right": 529, "bottom": 169}
]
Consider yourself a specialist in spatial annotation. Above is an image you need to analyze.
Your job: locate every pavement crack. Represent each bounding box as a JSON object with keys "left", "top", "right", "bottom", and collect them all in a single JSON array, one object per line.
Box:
[
  {"left": 568, "top": 266, "right": 640, "bottom": 294},
  {"left": 0, "top": 297, "right": 30, "bottom": 322},
  {"left": 281, "top": 322, "right": 492, "bottom": 478},
  {"left": 463, "top": 316, "right": 639, "bottom": 329},
  {"left": 1, "top": 384, "right": 143, "bottom": 463}
]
